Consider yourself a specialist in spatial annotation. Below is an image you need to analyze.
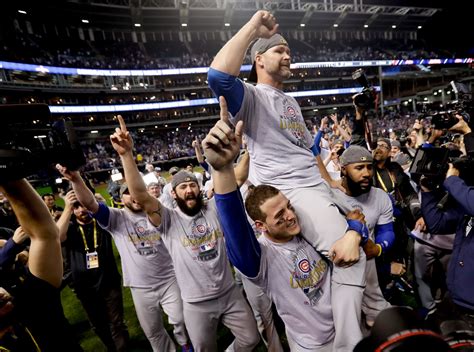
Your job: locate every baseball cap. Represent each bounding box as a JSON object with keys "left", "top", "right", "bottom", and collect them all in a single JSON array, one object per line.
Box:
[
  {"left": 391, "top": 140, "right": 401, "bottom": 148},
  {"left": 147, "top": 182, "right": 160, "bottom": 189},
  {"left": 248, "top": 34, "right": 289, "bottom": 82},
  {"left": 169, "top": 166, "right": 179, "bottom": 176},
  {"left": 339, "top": 146, "right": 373, "bottom": 166},
  {"left": 171, "top": 170, "right": 198, "bottom": 189},
  {"left": 377, "top": 137, "right": 392, "bottom": 148},
  {"left": 154, "top": 166, "right": 161, "bottom": 172},
  {"left": 119, "top": 183, "right": 129, "bottom": 198}
]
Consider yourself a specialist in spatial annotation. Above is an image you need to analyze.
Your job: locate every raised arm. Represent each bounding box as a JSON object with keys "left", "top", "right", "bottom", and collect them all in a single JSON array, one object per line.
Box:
[
  {"left": 192, "top": 139, "right": 205, "bottom": 164},
  {"left": 208, "top": 11, "right": 278, "bottom": 116},
  {"left": 0, "top": 180, "right": 62, "bottom": 288},
  {"left": 56, "top": 165, "right": 99, "bottom": 214},
  {"left": 56, "top": 190, "right": 76, "bottom": 242},
  {"left": 234, "top": 149, "right": 250, "bottom": 187},
  {"left": 110, "top": 116, "right": 163, "bottom": 226},
  {"left": 203, "top": 96, "right": 261, "bottom": 277}
]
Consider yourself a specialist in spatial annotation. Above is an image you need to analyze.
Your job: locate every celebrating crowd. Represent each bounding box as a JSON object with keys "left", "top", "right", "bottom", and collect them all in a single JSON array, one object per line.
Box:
[{"left": 1, "top": 10, "right": 474, "bottom": 352}]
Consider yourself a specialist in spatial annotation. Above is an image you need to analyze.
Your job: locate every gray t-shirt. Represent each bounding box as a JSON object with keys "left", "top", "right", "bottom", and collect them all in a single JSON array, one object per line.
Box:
[
  {"left": 100, "top": 208, "right": 175, "bottom": 288},
  {"left": 249, "top": 235, "right": 334, "bottom": 349},
  {"left": 232, "top": 83, "right": 323, "bottom": 190},
  {"left": 332, "top": 187, "right": 393, "bottom": 241},
  {"left": 158, "top": 200, "right": 235, "bottom": 303}
]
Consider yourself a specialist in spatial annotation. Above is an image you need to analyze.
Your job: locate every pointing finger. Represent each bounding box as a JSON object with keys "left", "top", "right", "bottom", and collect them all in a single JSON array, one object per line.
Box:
[
  {"left": 219, "top": 96, "right": 230, "bottom": 124},
  {"left": 117, "top": 115, "right": 128, "bottom": 133}
]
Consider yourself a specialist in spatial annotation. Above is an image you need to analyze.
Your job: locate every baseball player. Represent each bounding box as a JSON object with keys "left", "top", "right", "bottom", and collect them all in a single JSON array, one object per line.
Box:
[
  {"left": 331, "top": 146, "right": 395, "bottom": 326},
  {"left": 201, "top": 97, "right": 369, "bottom": 351},
  {"left": 209, "top": 11, "right": 367, "bottom": 350},
  {"left": 56, "top": 166, "right": 191, "bottom": 352},
  {"left": 110, "top": 116, "right": 260, "bottom": 352}
]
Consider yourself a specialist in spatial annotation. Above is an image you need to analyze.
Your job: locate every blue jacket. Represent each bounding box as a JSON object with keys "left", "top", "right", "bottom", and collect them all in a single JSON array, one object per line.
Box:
[{"left": 421, "top": 176, "right": 474, "bottom": 310}]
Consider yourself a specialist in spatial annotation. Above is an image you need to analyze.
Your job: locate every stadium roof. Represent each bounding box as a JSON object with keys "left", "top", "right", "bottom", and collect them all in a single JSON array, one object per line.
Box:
[{"left": 8, "top": 0, "right": 442, "bottom": 32}]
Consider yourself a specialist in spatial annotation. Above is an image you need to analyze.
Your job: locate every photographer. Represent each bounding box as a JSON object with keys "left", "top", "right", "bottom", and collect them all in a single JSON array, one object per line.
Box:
[{"left": 420, "top": 115, "right": 474, "bottom": 329}]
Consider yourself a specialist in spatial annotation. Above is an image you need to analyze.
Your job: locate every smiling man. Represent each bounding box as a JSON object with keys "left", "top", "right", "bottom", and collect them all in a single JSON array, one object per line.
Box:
[{"left": 208, "top": 11, "right": 369, "bottom": 351}]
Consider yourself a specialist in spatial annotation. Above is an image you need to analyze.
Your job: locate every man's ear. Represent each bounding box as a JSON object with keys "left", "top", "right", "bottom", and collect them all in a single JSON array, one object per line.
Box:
[
  {"left": 254, "top": 220, "right": 268, "bottom": 234},
  {"left": 171, "top": 189, "right": 177, "bottom": 200},
  {"left": 341, "top": 166, "right": 347, "bottom": 178}
]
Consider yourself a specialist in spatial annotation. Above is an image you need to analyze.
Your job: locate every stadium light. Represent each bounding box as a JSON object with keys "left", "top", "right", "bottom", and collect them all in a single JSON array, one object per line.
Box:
[
  {"left": 300, "top": 23, "right": 306, "bottom": 27},
  {"left": 333, "top": 24, "right": 339, "bottom": 28},
  {"left": 18, "top": 10, "right": 27, "bottom": 14},
  {"left": 90, "top": 130, "right": 99, "bottom": 134},
  {"left": 134, "top": 23, "right": 141, "bottom": 27},
  {"left": 224, "top": 23, "right": 230, "bottom": 27},
  {"left": 418, "top": 25, "right": 422, "bottom": 29},
  {"left": 181, "top": 23, "right": 188, "bottom": 27},
  {"left": 364, "top": 24, "right": 369, "bottom": 28},
  {"left": 82, "top": 19, "right": 89, "bottom": 24},
  {"left": 392, "top": 25, "right": 397, "bottom": 29}
]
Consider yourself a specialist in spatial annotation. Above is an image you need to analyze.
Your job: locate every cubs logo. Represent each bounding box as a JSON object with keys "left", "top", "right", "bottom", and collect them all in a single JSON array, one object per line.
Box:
[
  {"left": 285, "top": 105, "right": 296, "bottom": 119},
  {"left": 298, "top": 258, "right": 311, "bottom": 273},
  {"left": 135, "top": 219, "right": 148, "bottom": 234},
  {"left": 191, "top": 218, "right": 210, "bottom": 238}
]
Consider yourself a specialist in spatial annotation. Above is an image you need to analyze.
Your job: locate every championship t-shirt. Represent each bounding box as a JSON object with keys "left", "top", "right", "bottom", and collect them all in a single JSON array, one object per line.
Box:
[
  {"left": 249, "top": 235, "right": 334, "bottom": 349},
  {"left": 159, "top": 199, "right": 235, "bottom": 303},
  {"left": 96, "top": 206, "right": 175, "bottom": 288},
  {"left": 232, "top": 83, "right": 323, "bottom": 190}
]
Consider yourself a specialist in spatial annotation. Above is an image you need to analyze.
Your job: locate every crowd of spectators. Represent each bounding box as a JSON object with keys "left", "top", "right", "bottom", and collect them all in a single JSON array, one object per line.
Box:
[{"left": 0, "top": 31, "right": 457, "bottom": 70}]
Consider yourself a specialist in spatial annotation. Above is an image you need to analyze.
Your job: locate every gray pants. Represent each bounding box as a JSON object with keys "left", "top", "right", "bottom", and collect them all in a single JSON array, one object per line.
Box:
[
  {"left": 414, "top": 241, "right": 451, "bottom": 310},
  {"left": 130, "top": 278, "right": 188, "bottom": 352},
  {"left": 362, "top": 259, "right": 391, "bottom": 324},
  {"left": 284, "top": 183, "right": 366, "bottom": 352},
  {"left": 183, "top": 284, "right": 260, "bottom": 352},
  {"left": 241, "top": 275, "right": 284, "bottom": 352}
]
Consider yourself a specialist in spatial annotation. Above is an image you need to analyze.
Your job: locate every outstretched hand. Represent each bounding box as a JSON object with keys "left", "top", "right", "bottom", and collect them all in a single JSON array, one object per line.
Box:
[
  {"left": 110, "top": 115, "right": 133, "bottom": 155},
  {"left": 202, "top": 96, "right": 244, "bottom": 171}
]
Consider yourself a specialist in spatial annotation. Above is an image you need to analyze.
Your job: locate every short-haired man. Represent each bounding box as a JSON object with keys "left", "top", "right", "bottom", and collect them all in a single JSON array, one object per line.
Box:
[
  {"left": 147, "top": 182, "right": 161, "bottom": 199},
  {"left": 42, "top": 192, "right": 63, "bottom": 220},
  {"left": 107, "top": 116, "right": 260, "bottom": 351},
  {"left": 56, "top": 190, "right": 129, "bottom": 351},
  {"left": 209, "top": 12, "right": 368, "bottom": 350},
  {"left": 56, "top": 166, "right": 190, "bottom": 352},
  {"left": 332, "top": 146, "right": 395, "bottom": 325},
  {"left": 159, "top": 166, "right": 179, "bottom": 209},
  {"left": 201, "top": 99, "right": 368, "bottom": 351}
]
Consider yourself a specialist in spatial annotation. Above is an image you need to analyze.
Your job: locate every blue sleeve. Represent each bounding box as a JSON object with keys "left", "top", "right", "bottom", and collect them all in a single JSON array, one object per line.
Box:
[
  {"left": 200, "top": 161, "right": 209, "bottom": 173},
  {"left": 208, "top": 67, "right": 245, "bottom": 116},
  {"left": 91, "top": 202, "right": 110, "bottom": 227},
  {"left": 444, "top": 176, "right": 474, "bottom": 216},
  {"left": 214, "top": 190, "right": 261, "bottom": 278},
  {"left": 0, "top": 238, "right": 26, "bottom": 268},
  {"left": 310, "top": 130, "right": 323, "bottom": 156},
  {"left": 421, "top": 191, "right": 463, "bottom": 234},
  {"left": 374, "top": 222, "right": 395, "bottom": 252},
  {"left": 422, "top": 143, "right": 433, "bottom": 148}
]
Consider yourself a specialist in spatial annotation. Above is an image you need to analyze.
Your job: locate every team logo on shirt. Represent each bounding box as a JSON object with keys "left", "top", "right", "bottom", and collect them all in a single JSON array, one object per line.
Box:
[
  {"left": 128, "top": 219, "right": 162, "bottom": 255},
  {"left": 181, "top": 216, "right": 222, "bottom": 262},
  {"left": 290, "top": 247, "right": 328, "bottom": 306},
  {"left": 279, "top": 98, "right": 307, "bottom": 147}
]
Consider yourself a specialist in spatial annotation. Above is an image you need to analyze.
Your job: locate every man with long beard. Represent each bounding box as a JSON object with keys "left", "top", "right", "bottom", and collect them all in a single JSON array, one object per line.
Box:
[
  {"left": 56, "top": 165, "right": 191, "bottom": 352},
  {"left": 108, "top": 116, "right": 260, "bottom": 352},
  {"left": 332, "top": 146, "right": 395, "bottom": 326}
]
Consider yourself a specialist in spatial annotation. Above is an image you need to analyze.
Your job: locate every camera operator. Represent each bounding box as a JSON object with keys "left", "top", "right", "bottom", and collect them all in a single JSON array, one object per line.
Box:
[{"left": 420, "top": 115, "right": 474, "bottom": 330}]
